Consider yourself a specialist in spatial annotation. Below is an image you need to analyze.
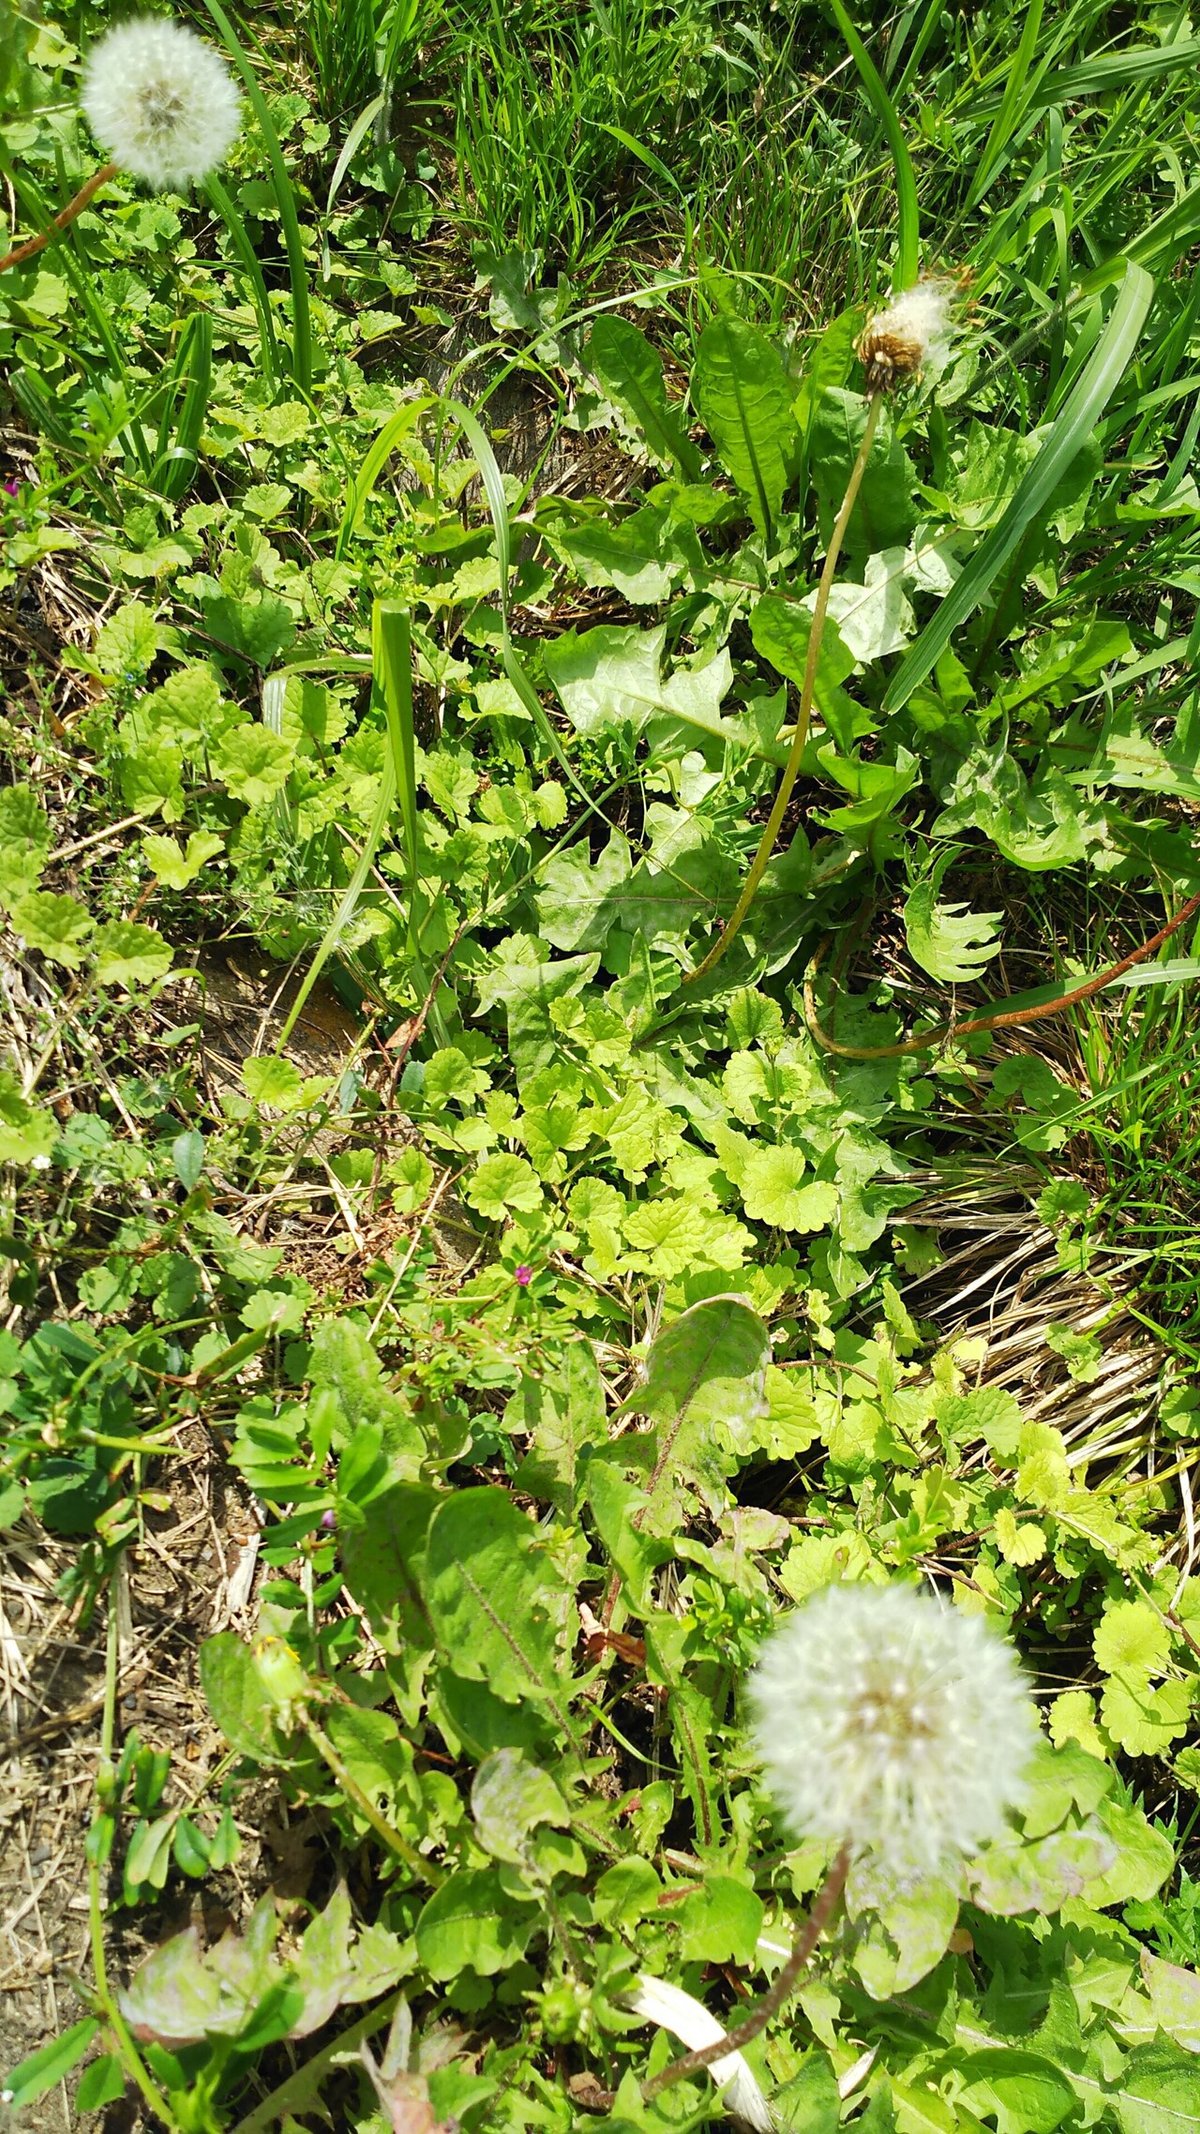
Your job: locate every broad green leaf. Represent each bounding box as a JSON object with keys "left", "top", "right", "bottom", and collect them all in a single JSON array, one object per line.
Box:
[
  {"left": 141, "top": 829, "right": 224, "bottom": 888},
  {"left": 824, "top": 550, "right": 915, "bottom": 663},
  {"left": 471, "top": 1747, "right": 569, "bottom": 1865},
  {"left": 850, "top": 1872, "right": 960, "bottom": 1998},
  {"left": 1111, "top": 2042, "right": 1200, "bottom": 2134},
  {"left": 0, "top": 1071, "right": 56, "bottom": 1166},
  {"left": 741, "top": 1147, "right": 838, "bottom": 1233},
  {"left": 586, "top": 315, "right": 700, "bottom": 477},
  {"left": 199, "top": 1632, "right": 289, "bottom": 1763},
  {"left": 93, "top": 921, "right": 173, "bottom": 988},
  {"left": 415, "top": 1868, "right": 537, "bottom": 1979},
  {"left": 465, "top": 1153, "right": 542, "bottom": 1221},
  {"left": 1138, "top": 1950, "right": 1200, "bottom": 2053},
  {"left": 123, "top": 663, "right": 232, "bottom": 753},
  {"left": 1099, "top": 1675, "right": 1192, "bottom": 1758},
  {"left": 543, "top": 622, "right": 733, "bottom": 746},
  {"left": 809, "top": 391, "right": 918, "bottom": 558},
  {"left": 11, "top": 889, "right": 93, "bottom": 967},
  {"left": 509, "top": 1340, "right": 607, "bottom": 1511},
  {"left": 693, "top": 315, "right": 798, "bottom": 538},
  {"left": 0, "top": 784, "right": 50, "bottom": 905},
  {"left": 311, "top": 1319, "right": 422, "bottom": 1455},
  {"left": 338, "top": 1433, "right": 437, "bottom": 1642},
  {"left": 212, "top": 724, "right": 296, "bottom": 805},
  {"left": 957, "top": 2049, "right": 1076, "bottom": 2134},
  {"left": 749, "top": 593, "right": 864, "bottom": 749},
  {"left": 620, "top": 1296, "right": 771, "bottom": 1507},
  {"left": 548, "top": 503, "right": 697, "bottom": 603},
  {"left": 93, "top": 598, "right": 160, "bottom": 678},
  {"left": 242, "top": 1054, "right": 305, "bottom": 1110},
  {"left": 424, "top": 1488, "right": 575, "bottom": 1711},
  {"left": 1095, "top": 1601, "right": 1171, "bottom": 1678},
  {"left": 675, "top": 1874, "right": 763, "bottom": 1964},
  {"left": 203, "top": 590, "right": 296, "bottom": 667},
  {"left": 967, "top": 1824, "right": 1118, "bottom": 1914},
  {"left": 75, "top": 2055, "right": 126, "bottom": 2111}
]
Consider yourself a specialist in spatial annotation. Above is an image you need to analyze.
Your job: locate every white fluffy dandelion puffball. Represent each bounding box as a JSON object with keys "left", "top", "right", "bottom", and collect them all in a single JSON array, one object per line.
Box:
[
  {"left": 81, "top": 17, "right": 242, "bottom": 189},
  {"left": 747, "top": 1582, "right": 1039, "bottom": 1886},
  {"left": 857, "top": 277, "right": 956, "bottom": 391}
]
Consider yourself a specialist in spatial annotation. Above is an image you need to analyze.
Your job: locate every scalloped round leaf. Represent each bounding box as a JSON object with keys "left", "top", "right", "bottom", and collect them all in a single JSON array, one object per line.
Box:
[{"left": 93, "top": 921, "right": 173, "bottom": 988}]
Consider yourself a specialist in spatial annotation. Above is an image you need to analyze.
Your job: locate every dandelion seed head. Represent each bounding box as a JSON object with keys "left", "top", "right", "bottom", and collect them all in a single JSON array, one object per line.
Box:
[
  {"left": 857, "top": 277, "right": 956, "bottom": 393},
  {"left": 747, "top": 1582, "right": 1039, "bottom": 1887},
  {"left": 81, "top": 18, "right": 241, "bottom": 189}
]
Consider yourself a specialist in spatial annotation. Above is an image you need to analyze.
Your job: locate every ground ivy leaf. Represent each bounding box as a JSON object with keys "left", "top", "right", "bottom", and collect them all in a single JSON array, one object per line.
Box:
[
  {"left": 740, "top": 1147, "right": 836, "bottom": 1233},
  {"left": 212, "top": 725, "right": 296, "bottom": 806},
  {"left": 0, "top": 784, "right": 51, "bottom": 905},
  {"left": 1094, "top": 1600, "right": 1170, "bottom": 1679},
  {"left": 465, "top": 1152, "right": 542, "bottom": 1221},
  {"left": 93, "top": 921, "right": 173, "bottom": 988},
  {"left": 11, "top": 890, "right": 94, "bottom": 968}
]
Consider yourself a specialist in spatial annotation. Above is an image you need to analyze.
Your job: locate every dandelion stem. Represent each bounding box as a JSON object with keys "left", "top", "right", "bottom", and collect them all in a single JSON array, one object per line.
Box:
[
  {"left": 639, "top": 1843, "right": 851, "bottom": 2101},
  {"left": 0, "top": 161, "right": 119, "bottom": 275},
  {"left": 682, "top": 393, "right": 883, "bottom": 993}
]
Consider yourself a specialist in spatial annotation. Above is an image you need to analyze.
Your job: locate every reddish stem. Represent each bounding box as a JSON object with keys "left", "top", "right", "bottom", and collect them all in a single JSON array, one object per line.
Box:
[{"left": 0, "top": 161, "right": 119, "bottom": 276}]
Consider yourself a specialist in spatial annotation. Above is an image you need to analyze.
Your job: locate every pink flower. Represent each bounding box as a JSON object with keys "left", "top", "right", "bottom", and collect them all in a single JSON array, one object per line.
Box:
[{"left": 514, "top": 1264, "right": 533, "bottom": 1287}]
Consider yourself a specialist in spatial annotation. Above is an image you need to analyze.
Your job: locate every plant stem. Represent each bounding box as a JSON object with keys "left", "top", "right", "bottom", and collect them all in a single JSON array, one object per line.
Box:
[
  {"left": 681, "top": 394, "right": 883, "bottom": 993},
  {"left": 227, "top": 1991, "right": 403, "bottom": 2134},
  {"left": 804, "top": 889, "right": 1200, "bottom": 1060},
  {"left": 306, "top": 1719, "right": 445, "bottom": 1886},
  {"left": 640, "top": 1843, "right": 851, "bottom": 2101},
  {"left": 89, "top": 1578, "right": 181, "bottom": 2130},
  {"left": 0, "top": 162, "right": 119, "bottom": 275}
]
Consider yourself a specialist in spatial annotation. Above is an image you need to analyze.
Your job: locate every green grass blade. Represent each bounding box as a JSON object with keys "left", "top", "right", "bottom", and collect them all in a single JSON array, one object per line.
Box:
[
  {"left": 372, "top": 602, "right": 420, "bottom": 951},
  {"left": 1029, "top": 40, "right": 1200, "bottom": 106},
  {"left": 335, "top": 397, "right": 436, "bottom": 557},
  {"left": 883, "top": 261, "right": 1155, "bottom": 713},
  {"left": 152, "top": 312, "right": 213, "bottom": 502},
  {"left": 205, "top": 171, "right": 281, "bottom": 381},
  {"left": 322, "top": 93, "right": 386, "bottom": 280},
  {"left": 197, "top": 0, "right": 313, "bottom": 392},
  {"left": 826, "top": 0, "right": 919, "bottom": 290},
  {"left": 966, "top": 0, "right": 1045, "bottom": 207}
]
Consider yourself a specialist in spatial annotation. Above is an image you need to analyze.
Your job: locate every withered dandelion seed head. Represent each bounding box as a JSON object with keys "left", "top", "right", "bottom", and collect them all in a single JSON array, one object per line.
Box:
[{"left": 857, "top": 277, "right": 956, "bottom": 394}]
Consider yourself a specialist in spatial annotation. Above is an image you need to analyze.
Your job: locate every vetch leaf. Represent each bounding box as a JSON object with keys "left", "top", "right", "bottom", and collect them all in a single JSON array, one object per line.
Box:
[{"left": 1, "top": 2018, "right": 100, "bottom": 2111}]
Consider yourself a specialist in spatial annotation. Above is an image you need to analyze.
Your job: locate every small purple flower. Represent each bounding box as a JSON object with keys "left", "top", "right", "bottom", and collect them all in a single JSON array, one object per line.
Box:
[
  {"left": 320, "top": 1507, "right": 337, "bottom": 1530},
  {"left": 514, "top": 1264, "right": 533, "bottom": 1287},
  {"left": 3, "top": 479, "right": 19, "bottom": 497}
]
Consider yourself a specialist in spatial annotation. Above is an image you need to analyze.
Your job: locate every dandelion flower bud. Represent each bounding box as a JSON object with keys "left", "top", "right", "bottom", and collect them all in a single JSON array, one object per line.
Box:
[
  {"left": 81, "top": 18, "right": 242, "bottom": 190},
  {"left": 857, "top": 277, "right": 956, "bottom": 394},
  {"left": 747, "top": 1582, "right": 1039, "bottom": 1887}
]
